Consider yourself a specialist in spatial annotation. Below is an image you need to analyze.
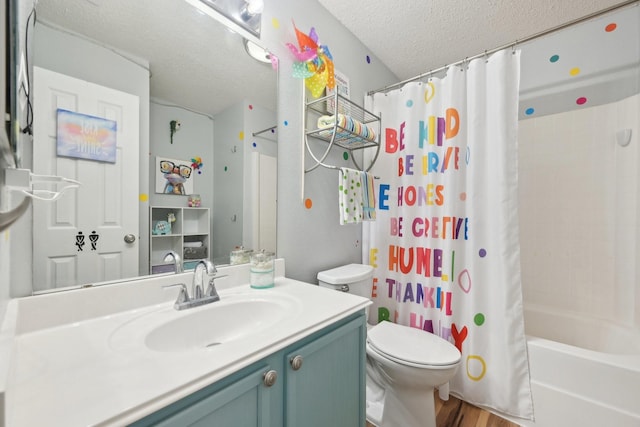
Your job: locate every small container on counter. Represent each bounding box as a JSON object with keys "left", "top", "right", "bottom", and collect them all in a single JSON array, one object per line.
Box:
[
  {"left": 230, "top": 246, "right": 252, "bottom": 265},
  {"left": 188, "top": 194, "right": 201, "bottom": 207},
  {"left": 250, "top": 250, "right": 275, "bottom": 289}
]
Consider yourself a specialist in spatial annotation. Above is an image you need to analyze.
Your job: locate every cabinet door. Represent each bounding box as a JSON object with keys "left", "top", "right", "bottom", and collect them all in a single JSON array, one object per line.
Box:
[
  {"left": 284, "top": 315, "right": 367, "bottom": 427},
  {"left": 133, "top": 365, "right": 278, "bottom": 427}
]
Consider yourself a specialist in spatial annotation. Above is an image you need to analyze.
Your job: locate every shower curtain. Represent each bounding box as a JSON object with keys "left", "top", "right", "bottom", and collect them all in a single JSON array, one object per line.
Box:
[{"left": 363, "top": 49, "right": 533, "bottom": 419}]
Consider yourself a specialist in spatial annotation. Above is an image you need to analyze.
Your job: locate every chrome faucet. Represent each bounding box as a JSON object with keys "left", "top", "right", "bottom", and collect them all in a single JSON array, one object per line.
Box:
[
  {"left": 164, "top": 259, "right": 227, "bottom": 310},
  {"left": 164, "top": 250, "right": 183, "bottom": 273},
  {"left": 192, "top": 259, "right": 216, "bottom": 299}
]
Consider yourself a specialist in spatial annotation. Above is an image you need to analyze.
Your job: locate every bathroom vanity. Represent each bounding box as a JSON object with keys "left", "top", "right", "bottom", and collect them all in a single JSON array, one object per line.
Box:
[
  {"left": 132, "top": 313, "right": 365, "bottom": 426},
  {"left": 2, "top": 261, "right": 370, "bottom": 426}
]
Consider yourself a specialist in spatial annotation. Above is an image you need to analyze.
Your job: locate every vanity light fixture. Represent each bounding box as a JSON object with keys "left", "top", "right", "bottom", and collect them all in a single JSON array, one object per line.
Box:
[
  {"left": 240, "top": 0, "right": 264, "bottom": 22},
  {"left": 184, "top": 0, "right": 264, "bottom": 40}
]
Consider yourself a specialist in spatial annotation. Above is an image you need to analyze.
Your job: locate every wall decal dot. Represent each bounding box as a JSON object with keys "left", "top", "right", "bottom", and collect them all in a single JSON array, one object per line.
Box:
[
  {"left": 474, "top": 313, "right": 485, "bottom": 326},
  {"left": 549, "top": 54, "right": 559, "bottom": 63},
  {"left": 252, "top": 142, "right": 257, "bottom": 148},
  {"left": 283, "top": 120, "right": 288, "bottom": 126},
  {"left": 139, "top": 193, "right": 149, "bottom": 202},
  {"left": 224, "top": 166, "right": 228, "bottom": 171},
  {"left": 576, "top": 97, "right": 587, "bottom": 105},
  {"left": 304, "top": 198, "right": 313, "bottom": 209},
  {"left": 238, "top": 131, "right": 244, "bottom": 140},
  {"left": 366, "top": 55, "right": 371, "bottom": 64},
  {"left": 459, "top": 192, "right": 467, "bottom": 201},
  {"left": 569, "top": 67, "right": 580, "bottom": 76},
  {"left": 271, "top": 17, "right": 280, "bottom": 29},
  {"left": 271, "top": 128, "right": 275, "bottom": 133},
  {"left": 479, "top": 248, "right": 487, "bottom": 257},
  {"left": 406, "top": 99, "right": 413, "bottom": 107},
  {"left": 248, "top": 104, "right": 253, "bottom": 110},
  {"left": 525, "top": 107, "right": 535, "bottom": 115},
  {"left": 605, "top": 23, "right": 617, "bottom": 32},
  {"left": 343, "top": 152, "right": 349, "bottom": 160}
]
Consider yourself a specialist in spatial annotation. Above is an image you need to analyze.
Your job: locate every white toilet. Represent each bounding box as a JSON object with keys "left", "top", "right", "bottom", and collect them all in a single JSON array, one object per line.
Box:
[{"left": 318, "top": 264, "right": 462, "bottom": 427}]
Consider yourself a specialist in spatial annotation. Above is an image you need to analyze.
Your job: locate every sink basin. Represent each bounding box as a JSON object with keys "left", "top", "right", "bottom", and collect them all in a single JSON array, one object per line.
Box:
[
  {"left": 146, "top": 298, "right": 287, "bottom": 352},
  {"left": 108, "top": 292, "right": 297, "bottom": 353}
]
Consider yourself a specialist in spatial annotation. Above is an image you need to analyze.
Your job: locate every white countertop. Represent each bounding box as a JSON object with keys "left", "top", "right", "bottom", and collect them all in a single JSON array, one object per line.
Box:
[{"left": 3, "top": 264, "right": 370, "bottom": 426}]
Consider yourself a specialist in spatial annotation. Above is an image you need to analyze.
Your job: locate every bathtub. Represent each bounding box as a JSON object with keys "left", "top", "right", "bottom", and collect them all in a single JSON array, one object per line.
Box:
[{"left": 499, "top": 304, "right": 640, "bottom": 427}]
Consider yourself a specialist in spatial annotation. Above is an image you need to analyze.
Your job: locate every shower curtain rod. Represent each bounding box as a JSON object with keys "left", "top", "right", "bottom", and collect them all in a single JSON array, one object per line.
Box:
[{"left": 367, "top": 0, "right": 639, "bottom": 96}]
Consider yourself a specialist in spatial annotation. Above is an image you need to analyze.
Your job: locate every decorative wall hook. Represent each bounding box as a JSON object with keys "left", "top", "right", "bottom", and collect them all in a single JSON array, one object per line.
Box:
[{"left": 170, "top": 120, "right": 181, "bottom": 144}]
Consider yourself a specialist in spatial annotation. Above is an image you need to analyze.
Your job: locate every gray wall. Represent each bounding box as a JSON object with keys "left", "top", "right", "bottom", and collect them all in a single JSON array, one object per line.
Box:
[
  {"left": 242, "top": 100, "right": 277, "bottom": 253},
  {"left": 212, "top": 99, "right": 276, "bottom": 262},
  {"left": 260, "top": 1, "right": 398, "bottom": 283},
  {"left": 212, "top": 102, "right": 244, "bottom": 261},
  {"left": 148, "top": 101, "right": 215, "bottom": 271}
]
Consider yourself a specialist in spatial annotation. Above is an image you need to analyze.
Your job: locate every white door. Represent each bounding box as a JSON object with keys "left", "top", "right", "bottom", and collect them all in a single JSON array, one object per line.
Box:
[{"left": 32, "top": 67, "right": 140, "bottom": 289}]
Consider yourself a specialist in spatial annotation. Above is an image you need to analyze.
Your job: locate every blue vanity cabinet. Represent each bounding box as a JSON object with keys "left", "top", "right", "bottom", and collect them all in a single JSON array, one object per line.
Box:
[
  {"left": 129, "top": 356, "right": 284, "bottom": 427},
  {"left": 130, "top": 311, "right": 366, "bottom": 427},
  {"left": 284, "top": 312, "right": 367, "bottom": 427}
]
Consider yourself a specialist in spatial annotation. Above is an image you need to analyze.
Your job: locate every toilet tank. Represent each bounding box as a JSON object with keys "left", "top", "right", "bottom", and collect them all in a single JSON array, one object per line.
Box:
[{"left": 317, "top": 264, "right": 374, "bottom": 299}]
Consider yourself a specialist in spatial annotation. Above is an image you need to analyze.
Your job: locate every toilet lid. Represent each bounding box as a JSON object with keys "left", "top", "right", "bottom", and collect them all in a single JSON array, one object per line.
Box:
[
  {"left": 317, "top": 264, "right": 373, "bottom": 284},
  {"left": 367, "top": 321, "right": 461, "bottom": 366}
]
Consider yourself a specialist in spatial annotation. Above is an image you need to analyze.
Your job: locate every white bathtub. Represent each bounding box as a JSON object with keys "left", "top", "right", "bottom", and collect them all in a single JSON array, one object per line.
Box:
[{"left": 499, "top": 304, "right": 640, "bottom": 427}]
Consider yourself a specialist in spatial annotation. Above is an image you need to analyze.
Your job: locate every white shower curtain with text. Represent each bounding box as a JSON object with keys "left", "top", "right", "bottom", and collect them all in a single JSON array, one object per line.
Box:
[{"left": 363, "top": 50, "right": 533, "bottom": 419}]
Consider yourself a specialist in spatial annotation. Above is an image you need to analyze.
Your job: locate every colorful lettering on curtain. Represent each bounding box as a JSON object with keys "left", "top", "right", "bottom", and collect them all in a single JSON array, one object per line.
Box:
[{"left": 363, "top": 50, "right": 533, "bottom": 419}]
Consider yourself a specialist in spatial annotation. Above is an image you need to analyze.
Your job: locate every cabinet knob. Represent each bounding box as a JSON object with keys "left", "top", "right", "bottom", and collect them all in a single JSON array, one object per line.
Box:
[
  {"left": 290, "top": 355, "right": 304, "bottom": 371},
  {"left": 263, "top": 370, "right": 278, "bottom": 387}
]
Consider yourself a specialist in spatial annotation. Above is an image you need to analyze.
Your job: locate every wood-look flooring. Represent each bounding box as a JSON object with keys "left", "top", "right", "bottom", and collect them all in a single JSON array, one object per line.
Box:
[{"left": 366, "top": 391, "right": 520, "bottom": 427}]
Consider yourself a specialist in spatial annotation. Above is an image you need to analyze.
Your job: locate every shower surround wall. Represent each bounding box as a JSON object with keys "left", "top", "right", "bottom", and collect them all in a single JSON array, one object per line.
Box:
[{"left": 518, "top": 93, "right": 640, "bottom": 328}]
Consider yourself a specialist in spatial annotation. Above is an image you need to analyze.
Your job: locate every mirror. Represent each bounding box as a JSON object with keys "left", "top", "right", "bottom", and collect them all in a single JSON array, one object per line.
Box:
[{"left": 16, "top": 0, "right": 277, "bottom": 295}]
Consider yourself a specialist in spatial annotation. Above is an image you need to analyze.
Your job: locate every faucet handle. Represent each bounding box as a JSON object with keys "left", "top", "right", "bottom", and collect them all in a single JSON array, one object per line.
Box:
[
  {"left": 163, "top": 283, "right": 190, "bottom": 305},
  {"left": 205, "top": 274, "right": 227, "bottom": 299}
]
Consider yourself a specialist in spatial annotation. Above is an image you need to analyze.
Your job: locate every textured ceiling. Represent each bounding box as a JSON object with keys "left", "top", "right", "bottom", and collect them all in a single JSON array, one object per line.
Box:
[
  {"left": 35, "top": 0, "right": 639, "bottom": 120},
  {"left": 318, "top": 0, "right": 628, "bottom": 81},
  {"left": 319, "top": 0, "right": 639, "bottom": 118},
  {"left": 35, "top": 0, "right": 277, "bottom": 117}
]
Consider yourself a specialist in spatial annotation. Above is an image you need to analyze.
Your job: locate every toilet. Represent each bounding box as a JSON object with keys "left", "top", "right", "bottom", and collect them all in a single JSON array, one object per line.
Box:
[{"left": 318, "top": 264, "right": 462, "bottom": 427}]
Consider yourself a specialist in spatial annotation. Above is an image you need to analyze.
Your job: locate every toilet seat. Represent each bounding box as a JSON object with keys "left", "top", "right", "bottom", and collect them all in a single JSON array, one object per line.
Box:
[{"left": 367, "top": 321, "right": 461, "bottom": 368}]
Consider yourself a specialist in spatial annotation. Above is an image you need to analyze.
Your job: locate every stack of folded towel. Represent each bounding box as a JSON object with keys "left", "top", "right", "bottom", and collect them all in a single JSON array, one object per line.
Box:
[
  {"left": 317, "top": 114, "right": 377, "bottom": 142},
  {"left": 339, "top": 167, "right": 376, "bottom": 225}
]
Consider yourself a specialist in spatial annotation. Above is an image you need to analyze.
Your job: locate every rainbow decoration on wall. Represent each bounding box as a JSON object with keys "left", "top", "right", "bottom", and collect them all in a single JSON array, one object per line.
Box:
[{"left": 286, "top": 22, "right": 335, "bottom": 98}]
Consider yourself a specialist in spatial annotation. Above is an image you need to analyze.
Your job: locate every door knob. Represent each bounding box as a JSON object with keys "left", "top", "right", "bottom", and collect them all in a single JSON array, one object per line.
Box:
[{"left": 124, "top": 234, "right": 136, "bottom": 243}]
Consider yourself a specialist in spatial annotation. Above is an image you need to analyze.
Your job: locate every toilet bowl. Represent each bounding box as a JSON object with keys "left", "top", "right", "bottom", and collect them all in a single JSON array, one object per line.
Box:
[{"left": 318, "top": 264, "right": 462, "bottom": 427}]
